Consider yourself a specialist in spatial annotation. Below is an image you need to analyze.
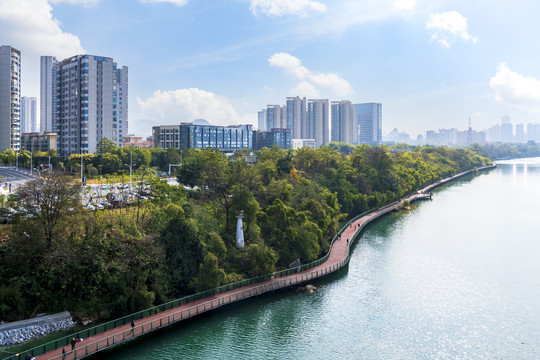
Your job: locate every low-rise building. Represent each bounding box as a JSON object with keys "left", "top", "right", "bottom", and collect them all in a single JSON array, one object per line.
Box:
[
  {"left": 121, "top": 134, "right": 153, "bottom": 148},
  {"left": 253, "top": 128, "right": 292, "bottom": 150},
  {"left": 292, "top": 138, "right": 316, "bottom": 149},
  {"left": 153, "top": 123, "right": 253, "bottom": 151},
  {"left": 20, "top": 132, "right": 57, "bottom": 152}
]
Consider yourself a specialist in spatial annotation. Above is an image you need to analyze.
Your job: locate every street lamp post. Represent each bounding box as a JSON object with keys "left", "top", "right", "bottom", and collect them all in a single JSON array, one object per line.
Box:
[
  {"left": 81, "top": 151, "right": 84, "bottom": 184},
  {"left": 30, "top": 152, "right": 32, "bottom": 176},
  {"left": 125, "top": 151, "right": 136, "bottom": 186}
]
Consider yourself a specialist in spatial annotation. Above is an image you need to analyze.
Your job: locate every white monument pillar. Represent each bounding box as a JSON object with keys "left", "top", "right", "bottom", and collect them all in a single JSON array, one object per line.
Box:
[{"left": 235, "top": 210, "right": 244, "bottom": 248}]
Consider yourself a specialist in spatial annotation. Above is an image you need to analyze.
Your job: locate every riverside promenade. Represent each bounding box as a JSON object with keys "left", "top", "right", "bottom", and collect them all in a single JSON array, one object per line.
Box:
[{"left": 23, "top": 164, "right": 494, "bottom": 360}]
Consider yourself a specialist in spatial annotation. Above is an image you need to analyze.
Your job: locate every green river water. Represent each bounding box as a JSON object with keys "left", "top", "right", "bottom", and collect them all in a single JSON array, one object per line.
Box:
[{"left": 97, "top": 157, "right": 540, "bottom": 359}]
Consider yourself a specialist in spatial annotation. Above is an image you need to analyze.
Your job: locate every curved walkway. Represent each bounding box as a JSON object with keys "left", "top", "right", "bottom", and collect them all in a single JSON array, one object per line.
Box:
[{"left": 28, "top": 164, "right": 495, "bottom": 360}]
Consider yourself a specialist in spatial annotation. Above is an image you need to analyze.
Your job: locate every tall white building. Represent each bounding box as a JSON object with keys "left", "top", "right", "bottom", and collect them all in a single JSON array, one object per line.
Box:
[
  {"left": 353, "top": 103, "right": 382, "bottom": 145},
  {"left": 257, "top": 109, "right": 267, "bottom": 130},
  {"left": 42, "top": 54, "right": 128, "bottom": 155},
  {"left": 501, "top": 115, "right": 513, "bottom": 143},
  {"left": 21, "top": 96, "right": 38, "bottom": 133},
  {"left": 331, "top": 100, "right": 355, "bottom": 144},
  {"left": 286, "top": 96, "right": 306, "bottom": 139},
  {"left": 0, "top": 45, "right": 21, "bottom": 152},
  {"left": 40, "top": 56, "right": 58, "bottom": 133},
  {"left": 307, "top": 99, "right": 329, "bottom": 148}
]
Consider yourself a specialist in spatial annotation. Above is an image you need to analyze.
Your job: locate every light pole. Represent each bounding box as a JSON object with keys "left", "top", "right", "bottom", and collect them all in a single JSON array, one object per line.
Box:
[
  {"left": 48, "top": 155, "right": 51, "bottom": 172},
  {"left": 81, "top": 151, "right": 84, "bottom": 184},
  {"left": 15, "top": 151, "right": 18, "bottom": 170},
  {"left": 30, "top": 151, "right": 32, "bottom": 176},
  {"left": 125, "top": 151, "right": 136, "bottom": 186}
]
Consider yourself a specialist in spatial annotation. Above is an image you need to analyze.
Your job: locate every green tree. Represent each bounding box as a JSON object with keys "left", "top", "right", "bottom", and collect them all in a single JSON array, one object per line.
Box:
[
  {"left": 15, "top": 173, "right": 81, "bottom": 249},
  {"left": 95, "top": 137, "right": 118, "bottom": 155}
]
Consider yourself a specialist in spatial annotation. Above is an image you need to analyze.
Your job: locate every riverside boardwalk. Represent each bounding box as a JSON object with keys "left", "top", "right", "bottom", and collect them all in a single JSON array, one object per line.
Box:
[{"left": 26, "top": 164, "right": 495, "bottom": 360}]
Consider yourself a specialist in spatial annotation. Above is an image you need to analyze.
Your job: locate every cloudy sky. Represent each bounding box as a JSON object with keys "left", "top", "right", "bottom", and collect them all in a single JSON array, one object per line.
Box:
[{"left": 2, "top": 0, "right": 540, "bottom": 137}]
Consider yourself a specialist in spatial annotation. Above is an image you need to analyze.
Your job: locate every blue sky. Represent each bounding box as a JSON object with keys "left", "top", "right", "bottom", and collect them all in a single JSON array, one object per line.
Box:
[{"left": 2, "top": 0, "right": 540, "bottom": 138}]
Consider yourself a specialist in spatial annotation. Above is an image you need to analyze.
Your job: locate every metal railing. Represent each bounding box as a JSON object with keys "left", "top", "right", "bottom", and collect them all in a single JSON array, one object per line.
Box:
[{"left": 4, "top": 163, "right": 497, "bottom": 360}]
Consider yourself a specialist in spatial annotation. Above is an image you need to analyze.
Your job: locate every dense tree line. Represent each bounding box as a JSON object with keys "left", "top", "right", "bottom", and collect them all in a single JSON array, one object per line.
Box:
[
  {"left": 468, "top": 141, "right": 540, "bottom": 160},
  {"left": 0, "top": 144, "right": 489, "bottom": 322}
]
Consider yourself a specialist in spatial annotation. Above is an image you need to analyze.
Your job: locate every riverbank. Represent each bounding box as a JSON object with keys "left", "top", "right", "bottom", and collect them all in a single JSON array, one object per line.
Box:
[{"left": 6, "top": 163, "right": 495, "bottom": 360}]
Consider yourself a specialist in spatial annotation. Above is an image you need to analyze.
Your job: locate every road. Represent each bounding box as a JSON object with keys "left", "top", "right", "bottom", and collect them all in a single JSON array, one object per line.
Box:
[{"left": 0, "top": 167, "right": 35, "bottom": 196}]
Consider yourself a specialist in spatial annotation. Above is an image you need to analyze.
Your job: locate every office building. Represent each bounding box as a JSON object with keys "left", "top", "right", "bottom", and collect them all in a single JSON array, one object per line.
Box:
[
  {"left": 253, "top": 128, "right": 292, "bottom": 150},
  {"left": 331, "top": 100, "right": 355, "bottom": 144},
  {"left": 0, "top": 45, "right": 21, "bottom": 152},
  {"left": 153, "top": 123, "right": 253, "bottom": 151},
  {"left": 40, "top": 56, "right": 58, "bottom": 133},
  {"left": 353, "top": 103, "right": 382, "bottom": 146},
  {"left": 42, "top": 54, "right": 128, "bottom": 155},
  {"left": 21, "top": 96, "right": 38, "bottom": 133},
  {"left": 286, "top": 96, "right": 306, "bottom": 139},
  {"left": 307, "top": 99, "right": 329, "bottom": 148},
  {"left": 21, "top": 132, "right": 57, "bottom": 152}
]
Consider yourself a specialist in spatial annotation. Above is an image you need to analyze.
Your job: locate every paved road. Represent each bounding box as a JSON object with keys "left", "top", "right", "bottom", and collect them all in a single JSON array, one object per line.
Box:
[{"left": 0, "top": 167, "right": 35, "bottom": 196}]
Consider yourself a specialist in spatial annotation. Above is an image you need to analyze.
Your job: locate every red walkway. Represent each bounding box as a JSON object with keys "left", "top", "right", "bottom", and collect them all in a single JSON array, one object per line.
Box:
[{"left": 33, "top": 190, "right": 437, "bottom": 360}]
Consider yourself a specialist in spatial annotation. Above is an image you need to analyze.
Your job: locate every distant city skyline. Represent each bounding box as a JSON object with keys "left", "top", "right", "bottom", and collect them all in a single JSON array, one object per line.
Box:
[{"left": 2, "top": 0, "right": 540, "bottom": 139}]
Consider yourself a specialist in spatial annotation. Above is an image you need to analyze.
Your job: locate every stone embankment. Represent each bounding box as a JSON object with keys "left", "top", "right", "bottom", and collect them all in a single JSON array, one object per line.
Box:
[{"left": 0, "top": 312, "right": 75, "bottom": 346}]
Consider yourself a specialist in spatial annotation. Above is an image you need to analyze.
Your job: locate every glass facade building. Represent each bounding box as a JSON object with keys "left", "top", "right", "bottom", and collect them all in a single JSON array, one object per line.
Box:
[
  {"left": 153, "top": 123, "right": 253, "bottom": 151},
  {"left": 352, "top": 103, "right": 382, "bottom": 146},
  {"left": 253, "top": 128, "right": 292, "bottom": 151}
]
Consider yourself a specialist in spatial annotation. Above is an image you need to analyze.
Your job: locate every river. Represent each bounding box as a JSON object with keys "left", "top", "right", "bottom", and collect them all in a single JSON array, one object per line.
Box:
[{"left": 98, "top": 157, "right": 540, "bottom": 359}]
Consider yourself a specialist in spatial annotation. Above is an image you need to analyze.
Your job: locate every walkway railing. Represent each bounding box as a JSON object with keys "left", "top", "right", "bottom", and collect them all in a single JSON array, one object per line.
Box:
[{"left": 3, "top": 163, "right": 497, "bottom": 360}]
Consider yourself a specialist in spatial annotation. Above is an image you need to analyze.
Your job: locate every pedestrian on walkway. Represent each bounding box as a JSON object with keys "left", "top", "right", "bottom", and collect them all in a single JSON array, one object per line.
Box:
[
  {"left": 347, "top": 238, "right": 349, "bottom": 245},
  {"left": 62, "top": 348, "right": 66, "bottom": 359},
  {"left": 130, "top": 319, "right": 135, "bottom": 335},
  {"left": 71, "top": 338, "right": 76, "bottom": 350}
]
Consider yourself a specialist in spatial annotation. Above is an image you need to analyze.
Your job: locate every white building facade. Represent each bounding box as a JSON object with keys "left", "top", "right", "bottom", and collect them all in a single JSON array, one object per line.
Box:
[{"left": 0, "top": 45, "right": 21, "bottom": 152}]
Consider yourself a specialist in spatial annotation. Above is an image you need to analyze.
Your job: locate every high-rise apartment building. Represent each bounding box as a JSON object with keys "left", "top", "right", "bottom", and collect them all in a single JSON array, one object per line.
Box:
[
  {"left": 307, "top": 99, "right": 329, "bottom": 148},
  {"left": 501, "top": 115, "right": 513, "bottom": 143},
  {"left": 257, "top": 109, "right": 267, "bottom": 130},
  {"left": 0, "top": 45, "right": 21, "bottom": 152},
  {"left": 40, "top": 56, "right": 58, "bottom": 133},
  {"left": 266, "top": 105, "right": 281, "bottom": 130},
  {"left": 42, "top": 54, "right": 128, "bottom": 155},
  {"left": 21, "top": 96, "right": 38, "bottom": 133},
  {"left": 279, "top": 105, "right": 287, "bottom": 129},
  {"left": 286, "top": 96, "right": 306, "bottom": 139},
  {"left": 353, "top": 103, "right": 382, "bottom": 145},
  {"left": 331, "top": 100, "right": 355, "bottom": 144}
]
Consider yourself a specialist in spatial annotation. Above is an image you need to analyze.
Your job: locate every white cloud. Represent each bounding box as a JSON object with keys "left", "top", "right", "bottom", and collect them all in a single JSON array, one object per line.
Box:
[
  {"left": 136, "top": 88, "right": 251, "bottom": 126},
  {"left": 268, "top": 52, "right": 352, "bottom": 96},
  {"left": 0, "top": 0, "right": 85, "bottom": 97},
  {"left": 250, "top": 0, "right": 326, "bottom": 17},
  {"left": 49, "top": 0, "right": 100, "bottom": 5},
  {"left": 291, "top": 81, "right": 320, "bottom": 98},
  {"left": 393, "top": 0, "right": 415, "bottom": 12},
  {"left": 489, "top": 63, "right": 540, "bottom": 111},
  {"left": 139, "top": 0, "right": 189, "bottom": 7},
  {"left": 426, "top": 11, "right": 477, "bottom": 48}
]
